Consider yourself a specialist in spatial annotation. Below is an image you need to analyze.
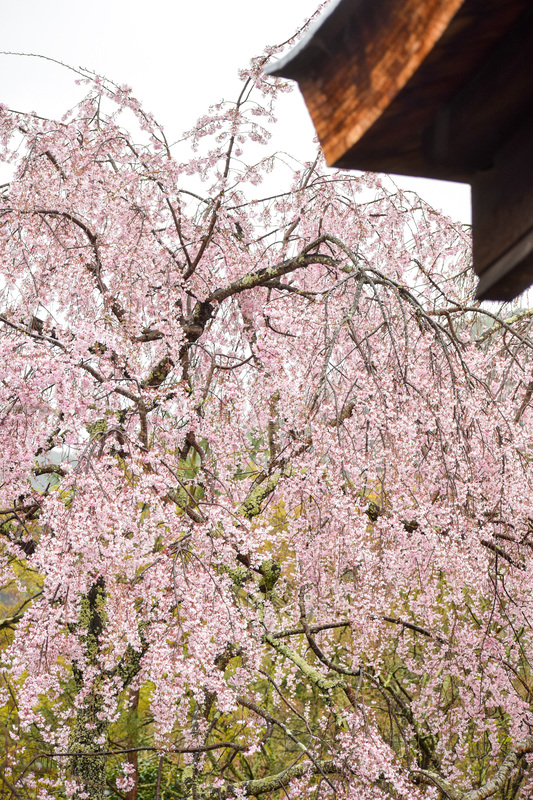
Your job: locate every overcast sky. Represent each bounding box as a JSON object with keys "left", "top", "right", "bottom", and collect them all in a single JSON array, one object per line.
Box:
[{"left": 1, "top": 0, "right": 471, "bottom": 221}]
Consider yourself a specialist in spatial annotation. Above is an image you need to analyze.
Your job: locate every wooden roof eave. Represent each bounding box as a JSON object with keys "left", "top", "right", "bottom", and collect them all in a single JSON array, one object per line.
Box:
[
  {"left": 266, "top": 0, "right": 533, "bottom": 301},
  {"left": 266, "top": 0, "right": 531, "bottom": 183}
]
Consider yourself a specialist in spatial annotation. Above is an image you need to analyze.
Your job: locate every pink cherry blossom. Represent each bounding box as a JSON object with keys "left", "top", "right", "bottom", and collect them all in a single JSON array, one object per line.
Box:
[{"left": 1, "top": 34, "right": 533, "bottom": 800}]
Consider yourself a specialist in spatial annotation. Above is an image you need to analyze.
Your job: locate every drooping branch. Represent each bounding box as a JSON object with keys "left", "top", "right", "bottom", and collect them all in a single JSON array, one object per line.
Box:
[
  {"left": 0, "top": 593, "right": 42, "bottom": 631},
  {"left": 199, "top": 759, "right": 339, "bottom": 799},
  {"left": 206, "top": 244, "right": 339, "bottom": 304},
  {"left": 263, "top": 631, "right": 348, "bottom": 694},
  {"left": 33, "top": 208, "right": 128, "bottom": 324},
  {"left": 416, "top": 734, "right": 533, "bottom": 800},
  {"left": 236, "top": 696, "right": 336, "bottom": 792}
]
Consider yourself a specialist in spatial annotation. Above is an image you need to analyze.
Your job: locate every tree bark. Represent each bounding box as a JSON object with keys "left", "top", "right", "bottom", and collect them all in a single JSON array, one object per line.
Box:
[{"left": 69, "top": 578, "right": 109, "bottom": 799}]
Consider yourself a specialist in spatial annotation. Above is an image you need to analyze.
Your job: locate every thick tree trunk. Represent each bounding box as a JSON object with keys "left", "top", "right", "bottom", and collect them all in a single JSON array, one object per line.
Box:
[
  {"left": 69, "top": 578, "right": 109, "bottom": 798},
  {"left": 69, "top": 703, "right": 109, "bottom": 800},
  {"left": 125, "top": 688, "right": 140, "bottom": 800}
]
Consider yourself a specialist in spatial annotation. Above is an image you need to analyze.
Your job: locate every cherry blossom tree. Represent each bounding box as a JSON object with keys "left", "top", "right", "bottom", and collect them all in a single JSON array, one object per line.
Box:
[{"left": 2, "top": 36, "right": 533, "bottom": 800}]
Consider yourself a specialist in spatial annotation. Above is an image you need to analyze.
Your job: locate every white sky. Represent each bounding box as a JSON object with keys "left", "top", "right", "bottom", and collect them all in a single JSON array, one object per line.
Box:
[{"left": 1, "top": 0, "right": 470, "bottom": 222}]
